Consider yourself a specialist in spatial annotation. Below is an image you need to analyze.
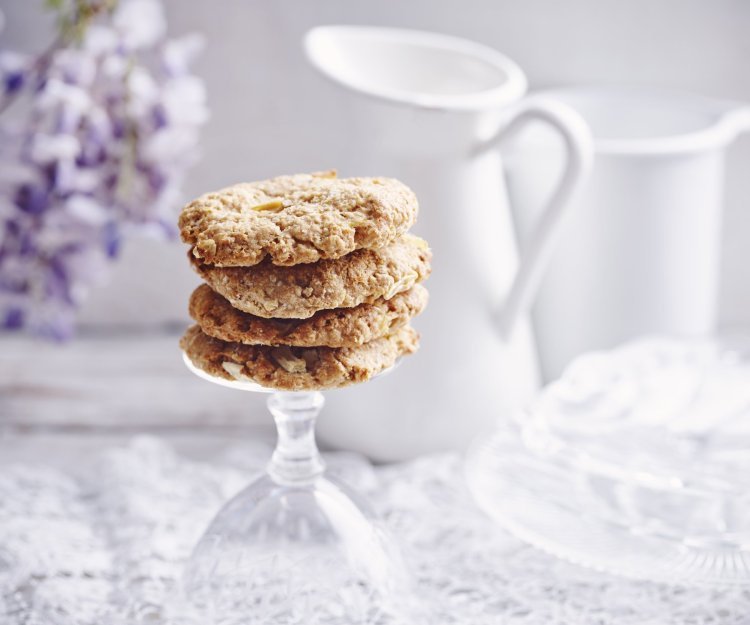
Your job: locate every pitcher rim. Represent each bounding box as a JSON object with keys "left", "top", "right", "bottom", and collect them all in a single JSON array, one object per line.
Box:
[
  {"left": 304, "top": 25, "right": 529, "bottom": 112},
  {"left": 535, "top": 85, "right": 750, "bottom": 155}
]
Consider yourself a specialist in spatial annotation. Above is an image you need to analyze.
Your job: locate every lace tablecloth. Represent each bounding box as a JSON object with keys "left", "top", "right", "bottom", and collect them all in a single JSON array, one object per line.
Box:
[{"left": 1, "top": 435, "right": 748, "bottom": 624}]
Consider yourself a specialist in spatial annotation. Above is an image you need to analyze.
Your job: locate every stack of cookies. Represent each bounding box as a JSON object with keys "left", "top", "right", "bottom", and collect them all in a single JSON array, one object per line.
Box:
[{"left": 178, "top": 171, "right": 431, "bottom": 391}]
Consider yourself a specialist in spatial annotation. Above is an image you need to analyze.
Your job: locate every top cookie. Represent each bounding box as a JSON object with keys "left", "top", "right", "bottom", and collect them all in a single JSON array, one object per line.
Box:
[{"left": 179, "top": 171, "right": 419, "bottom": 267}]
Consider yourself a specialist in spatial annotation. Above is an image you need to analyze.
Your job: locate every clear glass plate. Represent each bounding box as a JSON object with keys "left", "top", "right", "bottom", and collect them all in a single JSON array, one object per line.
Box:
[{"left": 466, "top": 336, "right": 750, "bottom": 585}]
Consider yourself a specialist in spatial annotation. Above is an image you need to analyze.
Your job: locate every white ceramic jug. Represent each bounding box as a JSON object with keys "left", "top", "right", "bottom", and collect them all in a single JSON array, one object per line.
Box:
[
  {"left": 504, "top": 86, "right": 750, "bottom": 381},
  {"left": 304, "top": 27, "right": 592, "bottom": 461}
]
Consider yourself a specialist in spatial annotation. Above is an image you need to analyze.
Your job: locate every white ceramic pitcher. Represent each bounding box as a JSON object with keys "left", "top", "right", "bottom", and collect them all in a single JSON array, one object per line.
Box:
[
  {"left": 504, "top": 86, "right": 750, "bottom": 381},
  {"left": 304, "top": 26, "right": 592, "bottom": 461}
]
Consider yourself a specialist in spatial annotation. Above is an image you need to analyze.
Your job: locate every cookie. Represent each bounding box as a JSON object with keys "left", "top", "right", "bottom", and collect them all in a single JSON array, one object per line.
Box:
[
  {"left": 180, "top": 324, "right": 419, "bottom": 391},
  {"left": 191, "top": 234, "right": 432, "bottom": 319},
  {"left": 179, "top": 171, "right": 418, "bottom": 267},
  {"left": 190, "top": 283, "right": 428, "bottom": 348}
]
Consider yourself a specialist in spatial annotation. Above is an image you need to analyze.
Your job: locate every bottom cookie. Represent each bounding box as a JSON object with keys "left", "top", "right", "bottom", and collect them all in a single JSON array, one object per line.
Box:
[{"left": 180, "top": 324, "right": 419, "bottom": 391}]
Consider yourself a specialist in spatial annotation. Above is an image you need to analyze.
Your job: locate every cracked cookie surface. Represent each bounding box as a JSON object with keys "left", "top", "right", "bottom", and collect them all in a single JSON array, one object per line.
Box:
[
  {"left": 190, "top": 283, "right": 428, "bottom": 348},
  {"left": 179, "top": 171, "right": 418, "bottom": 267},
  {"left": 191, "top": 234, "right": 432, "bottom": 319},
  {"left": 180, "top": 324, "right": 419, "bottom": 391}
]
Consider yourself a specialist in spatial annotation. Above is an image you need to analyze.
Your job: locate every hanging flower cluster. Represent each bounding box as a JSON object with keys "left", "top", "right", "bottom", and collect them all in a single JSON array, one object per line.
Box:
[{"left": 0, "top": 0, "right": 208, "bottom": 339}]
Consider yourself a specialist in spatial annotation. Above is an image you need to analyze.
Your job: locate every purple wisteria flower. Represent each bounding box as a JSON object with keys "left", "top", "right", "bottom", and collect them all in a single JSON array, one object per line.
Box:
[{"left": 0, "top": 0, "right": 208, "bottom": 339}]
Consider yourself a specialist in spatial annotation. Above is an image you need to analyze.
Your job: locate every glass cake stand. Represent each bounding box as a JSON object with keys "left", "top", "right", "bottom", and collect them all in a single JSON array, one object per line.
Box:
[
  {"left": 179, "top": 353, "right": 416, "bottom": 623},
  {"left": 466, "top": 336, "right": 750, "bottom": 585}
]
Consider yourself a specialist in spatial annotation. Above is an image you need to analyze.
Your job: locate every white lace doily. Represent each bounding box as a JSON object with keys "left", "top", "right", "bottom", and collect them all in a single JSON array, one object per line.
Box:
[{"left": 1, "top": 436, "right": 748, "bottom": 624}]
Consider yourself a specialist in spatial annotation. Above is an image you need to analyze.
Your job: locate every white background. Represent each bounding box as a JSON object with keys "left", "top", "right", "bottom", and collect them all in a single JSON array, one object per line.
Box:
[{"left": 3, "top": 0, "right": 750, "bottom": 332}]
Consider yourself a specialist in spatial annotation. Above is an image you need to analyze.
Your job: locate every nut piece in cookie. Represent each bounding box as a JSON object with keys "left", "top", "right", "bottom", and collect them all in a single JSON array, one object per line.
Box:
[
  {"left": 179, "top": 171, "right": 419, "bottom": 267},
  {"left": 189, "top": 283, "right": 429, "bottom": 348},
  {"left": 179, "top": 324, "right": 420, "bottom": 391},
  {"left": 190, "top": 234, "right": 432, "bottom": 319}
]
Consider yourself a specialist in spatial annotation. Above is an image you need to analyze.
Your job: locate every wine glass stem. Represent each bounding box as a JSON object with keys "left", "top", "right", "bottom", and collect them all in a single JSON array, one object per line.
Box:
[{"left": 267, "top": 391, "right": 326, "bottom": 485}]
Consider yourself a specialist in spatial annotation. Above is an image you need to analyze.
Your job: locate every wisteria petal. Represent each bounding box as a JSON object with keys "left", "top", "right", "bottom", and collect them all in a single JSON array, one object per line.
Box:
[
  {"left": 141, "top": 127, "right": 197, "bottom": 164},
  {"left": 0, "top": 50, "right": 29, "bottom": 75},
  {"left": 35, "top": 78, "right": 92, "bottom": 114},
  {"left": 83, "top": 25, "right": 119, "bottom": 57},
  {"left": 101, "top": 54, "right": 128, "bottom": 80},
  {"left": 52, "top": 49, "right": 97, "bottom": 88},
  {"left": 29, "top": 134, "right": 80, "bottom": 164},
  {"left": 3, "top": 306, "right": 24, "bottom": 329},
  {"left": 14, "top": 183, "right": 49, "bottom": 216},
  {"left": 160, "top": 75, "right": 209, "bottom": 125},
  {"left": 113, "top": 0, "right": 167, "bottom": 50},
  {"left": 0, "top": 51, "right": 30, "bottom": 96},
  {"left": 126, "top": 66, "right": 159, "bottom": 116},
  {"left": 162, "top": 33, "right": 205, "bottom": 75},
  {"left": 0, "top": 160, "right": 36, "bottom": 191},
  {"left": 65, "top": 196, "right": 110, "bottom": 226}
]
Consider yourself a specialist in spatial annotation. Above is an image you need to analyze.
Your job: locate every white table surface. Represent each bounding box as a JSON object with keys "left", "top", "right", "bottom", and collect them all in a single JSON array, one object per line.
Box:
[
  {"left": 1, "top": 333, "right": 748, "bottom": 624},
  {"left": 0, "top": 333, "right": 273, "bottom": 436}
]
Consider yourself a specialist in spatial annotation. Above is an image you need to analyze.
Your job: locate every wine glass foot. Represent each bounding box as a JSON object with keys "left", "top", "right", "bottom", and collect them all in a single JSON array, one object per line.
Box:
[{"left": 181, "top": 472, "right": 414, "bottom": 623}]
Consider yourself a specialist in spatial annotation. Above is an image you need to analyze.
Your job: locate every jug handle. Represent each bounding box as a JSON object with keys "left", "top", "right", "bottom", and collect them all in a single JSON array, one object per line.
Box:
[{"left": 488, "top": 97, "right": 593, "bottom": 338}]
